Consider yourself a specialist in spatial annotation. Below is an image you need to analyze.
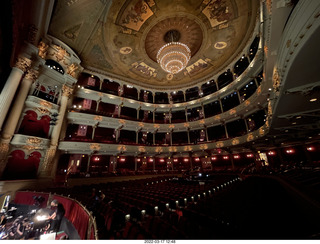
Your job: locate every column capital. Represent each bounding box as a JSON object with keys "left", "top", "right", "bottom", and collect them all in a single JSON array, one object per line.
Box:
[
  {"left": 61, "top": 85, "right": 73, "bottom": 98},
  {"left": 14, "top": 56, "right": 32, "bottom": 73},
  {"left": 25, "top": 69, "right": 39, "bottom": 82}
]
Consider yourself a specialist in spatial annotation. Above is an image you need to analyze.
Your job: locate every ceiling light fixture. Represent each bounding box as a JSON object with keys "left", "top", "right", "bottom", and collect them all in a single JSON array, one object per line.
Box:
[
  {"left": 157, "top": 30, "right": 191, "bottom": 74},
  {"left": 310, "top": 98, "right": 317, "bottom": 102},
  {"left": 157, "top": 42, "right": 191, "bottom": 74}
]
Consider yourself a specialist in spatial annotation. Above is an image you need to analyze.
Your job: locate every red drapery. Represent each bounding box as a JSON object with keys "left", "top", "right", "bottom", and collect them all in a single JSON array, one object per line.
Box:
[{"left": 13, "top": 192, "right": 49, "bottom": 208}]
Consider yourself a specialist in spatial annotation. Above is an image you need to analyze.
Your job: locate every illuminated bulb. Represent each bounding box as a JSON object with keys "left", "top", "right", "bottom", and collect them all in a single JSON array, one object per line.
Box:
[{"left": 157, "top": 42, "right": 191, "bottom": 74}]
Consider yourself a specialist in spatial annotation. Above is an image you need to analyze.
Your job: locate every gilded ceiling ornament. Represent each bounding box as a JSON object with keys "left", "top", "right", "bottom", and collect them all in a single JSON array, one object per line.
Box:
[
  {"left": 214, "top": 42, "right": 227, "bottom": 49},
  {"left": 183, "top": 123, "right": 189, "bottom": 128},
  {"left": 168, "top": 125, "right": 175, "bottom": 129},
  {"left": 138, "top": 146, "right": 146, "bottom": 152},
  {"left": 14, "top": 57, "right": 32, "bottom": 73},
  {"left": 38, "top": 41, "right": 49, "bottom": 59},
  {"left": 245, "top": 100, "right": 250, "bottom": 106},
  {"left": 153, "top": 124, "right": 160, "bottom": 129},
  {"left": 166, "top": 74, "right": 173, "bottom": 80},
  {"left": 169, "top": 147, "right": 177, "bottom": 152},
  {"left": 25, "top": 69, "right": 39, "bottom": 82},
  {"left": 155, "top": 147, "right": 163, "bottom": 153},
  {"left": 120, "top": 47, "right": 132, "bottom": 54}
]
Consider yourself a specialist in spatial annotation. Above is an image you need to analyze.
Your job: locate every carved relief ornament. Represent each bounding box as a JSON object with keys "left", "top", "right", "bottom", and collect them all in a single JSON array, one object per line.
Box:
[
  {"left": 15, "top": 56, "right": 32, "bottom": 73},
  {"left": 61, "top": 85, "right": 73, "bottom": 98},
  {"left": 67, "top": 63, "right": 80, "bottom": 78},
  {"left": 38, "top": 41, "right": 49, "bottom": 59},
  {"left": 25, "top": 69, "right": 39, "bottom": 82}
]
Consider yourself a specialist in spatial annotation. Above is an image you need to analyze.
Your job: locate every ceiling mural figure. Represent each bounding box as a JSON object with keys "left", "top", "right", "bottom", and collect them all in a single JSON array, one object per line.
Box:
[
  {"left": 202, "top": 0, "right": 234, "bottom": 28},
  {"left": 117, "top": 0, "right": 154, "bottom": 31}
]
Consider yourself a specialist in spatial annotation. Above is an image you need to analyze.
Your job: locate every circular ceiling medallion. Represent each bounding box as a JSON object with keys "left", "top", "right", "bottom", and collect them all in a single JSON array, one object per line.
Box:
[
  {"left": 214, "top": 42, "right": 227, "bottom": 49},
  {"left": 166, "top": 73, "right": 173, "bottom": 80},
  {"left": 145, "top": 16, "right": 203, "bottom": 63},
  {"left": 120, "top": 46, "right": 133, "bottom": 54}
]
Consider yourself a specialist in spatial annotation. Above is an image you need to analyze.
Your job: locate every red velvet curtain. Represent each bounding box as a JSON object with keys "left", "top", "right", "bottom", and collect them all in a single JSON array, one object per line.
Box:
[
  {"left": 68, "top": 203, "right": 89, "bottom": 239},
  {"left": 4, "top": 150, "right": 41, "bottom": 180},
  {"left": 13, "top": 192, "right": 49, "bottom": 208}
]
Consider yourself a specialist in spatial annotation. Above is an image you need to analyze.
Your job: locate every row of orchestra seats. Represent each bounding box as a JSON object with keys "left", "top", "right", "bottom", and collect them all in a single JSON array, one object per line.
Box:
[{"left": 46, "top": 174, "right": 240, "bottom": 239}]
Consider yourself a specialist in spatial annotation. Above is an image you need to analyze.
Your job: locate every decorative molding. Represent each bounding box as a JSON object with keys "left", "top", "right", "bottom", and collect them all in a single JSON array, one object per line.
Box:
[
  {"left": 14, "top": 56, "right": 32, "bottom": 73},
  {"left": 58, "top": 122, "right": 270, "bottom": 155},
  {"left": 67, "top": 63, "right": 80, "bottom": 79},
  {"left": 39, "top": 100, "right": 53, "bottom": 109},
  {"left": 27, "top": 137, "right": 43, "bottom": 145},
  {"left": 38, "top": 41, "right": 49, "bottom": 59},
  {"left": 90, "top": 143, "right": 101, "bottom": 151},
  {"left": 25, "top": 69, "right": 39, "bottom": 82},
  {"left": 62, "top": 85, "right": 73, "bottom": 98},
  {"left": 36, "top": 107, "right": 50, "bottom": 115}
]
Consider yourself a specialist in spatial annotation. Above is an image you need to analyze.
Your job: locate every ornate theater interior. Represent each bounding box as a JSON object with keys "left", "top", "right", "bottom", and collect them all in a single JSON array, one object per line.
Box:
[{"left": 0, "top": 0, "right": 320, "bottom": 240}]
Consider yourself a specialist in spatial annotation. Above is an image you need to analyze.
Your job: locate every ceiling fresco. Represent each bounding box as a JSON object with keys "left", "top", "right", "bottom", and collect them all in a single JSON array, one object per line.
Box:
[{"left": 48, "top": 0, "right": 259, "bottom": 89}]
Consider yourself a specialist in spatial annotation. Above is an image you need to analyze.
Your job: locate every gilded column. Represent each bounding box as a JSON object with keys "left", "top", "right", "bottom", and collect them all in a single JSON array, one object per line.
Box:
[
  {"left": 39, "top": 85, "right": 73, "bottom": 178},
  {"left": 0, "top": 56, "right": 32, "bottom": 130}
]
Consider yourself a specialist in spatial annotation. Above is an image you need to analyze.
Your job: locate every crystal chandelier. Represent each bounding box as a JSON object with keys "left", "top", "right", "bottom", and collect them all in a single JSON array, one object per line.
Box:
[{"left": 156, "top": 42, "right": 191, "bottom": 74}]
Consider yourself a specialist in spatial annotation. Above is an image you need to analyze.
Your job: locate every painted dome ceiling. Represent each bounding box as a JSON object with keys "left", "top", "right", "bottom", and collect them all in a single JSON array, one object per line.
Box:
[{"left": 49, "top": 0, "right": 259, "bottom": 89}]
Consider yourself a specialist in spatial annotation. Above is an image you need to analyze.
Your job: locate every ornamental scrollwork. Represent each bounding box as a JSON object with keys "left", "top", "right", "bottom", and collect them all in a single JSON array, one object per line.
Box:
[
  {"left": 90, "top": 143, "right": 101, "bottom": 151},
  {"left": 27, "top": 137, "right": 43, "bottom": 145},
  {"left": 61, "top": 85, "right": 73, "bottom": 98},
  {"left": 15, "top": 57, "right": 32, "bottom": 73},
  {"left": 67, "top": 63, "right": 80, "bottom": 78},
  {"left": 25, "top": 69, "right": 39, "bottom": 82},
  {"left": 38, "top": 41, "right": 49, "bottom": 59}
]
